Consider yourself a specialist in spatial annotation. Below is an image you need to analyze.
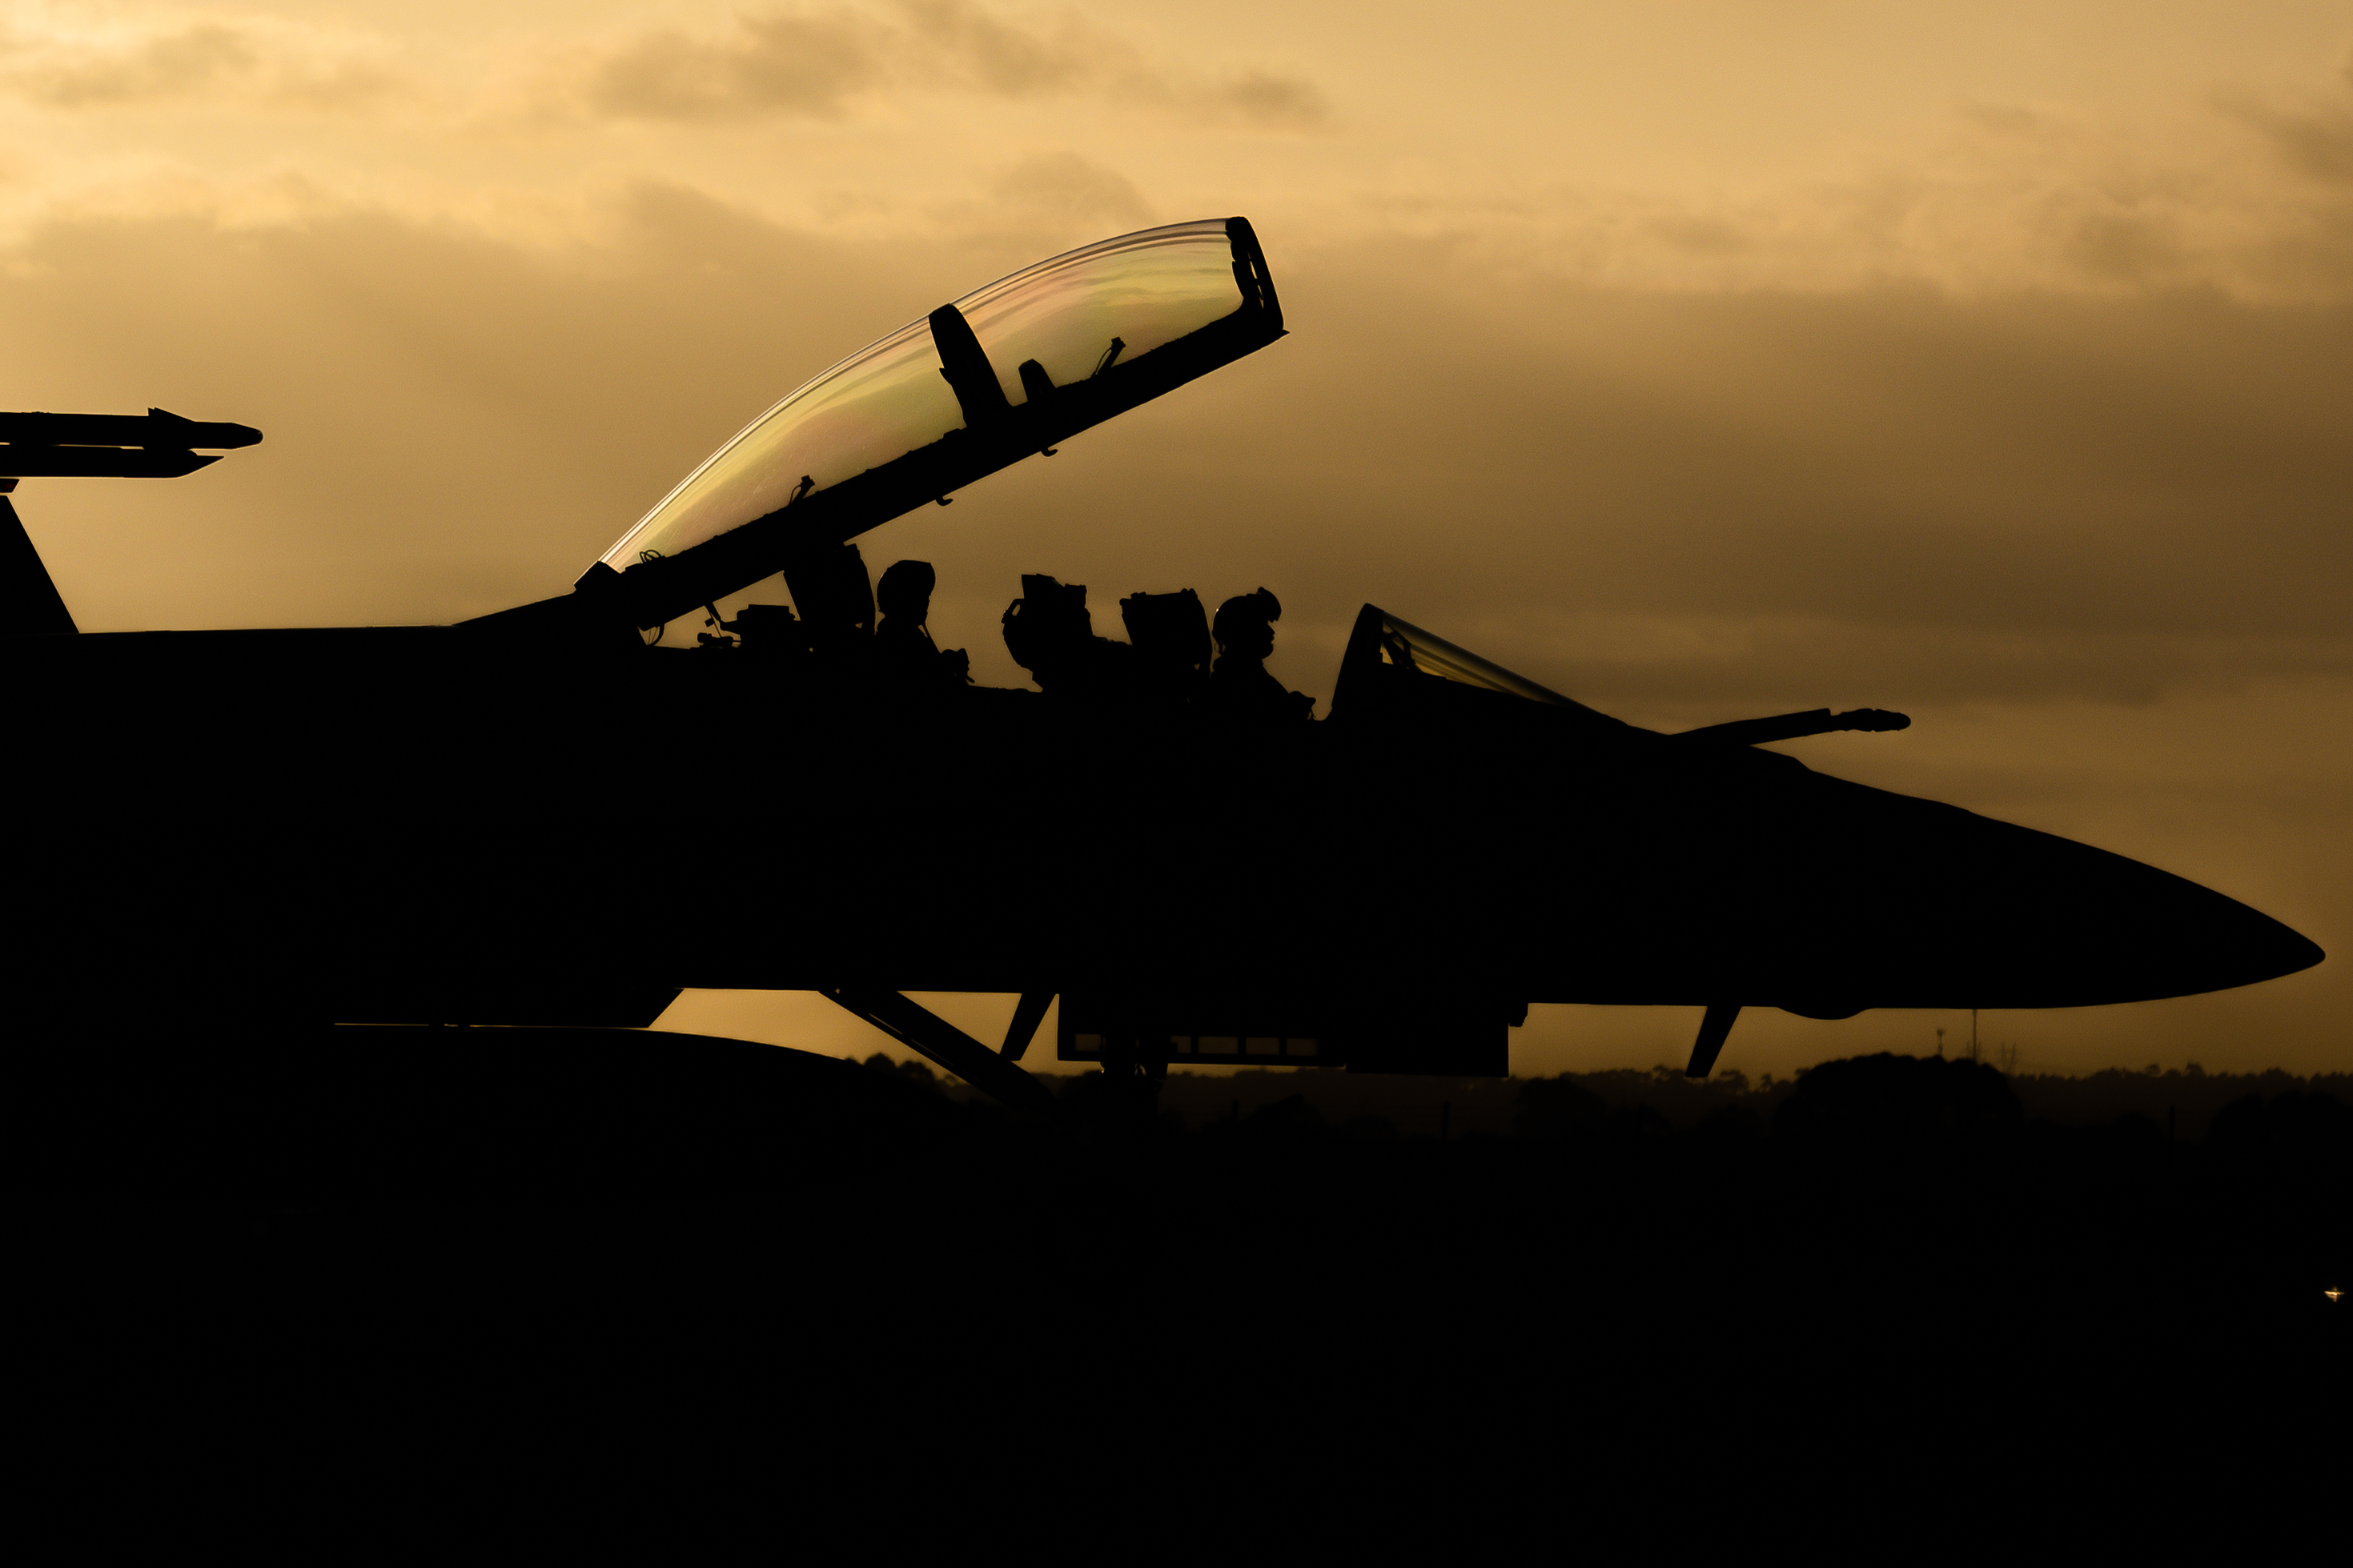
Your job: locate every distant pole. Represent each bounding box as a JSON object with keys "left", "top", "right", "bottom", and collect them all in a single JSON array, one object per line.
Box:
[
  {"left": 1971, "top": 1009, "right": 1980, "bottom": 1064},
  {"left": 1440, "top": 1101, "right": 1452, "bottom": 1142},
  {"left": 1936, "top": 1028, "right": 1945, "bottom": 1057}
]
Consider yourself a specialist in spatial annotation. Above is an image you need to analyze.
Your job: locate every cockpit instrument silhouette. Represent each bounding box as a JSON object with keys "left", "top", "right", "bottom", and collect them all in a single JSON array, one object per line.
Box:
[{"left": 2, "top": 218, "right": 2322, "bottom": 1106}]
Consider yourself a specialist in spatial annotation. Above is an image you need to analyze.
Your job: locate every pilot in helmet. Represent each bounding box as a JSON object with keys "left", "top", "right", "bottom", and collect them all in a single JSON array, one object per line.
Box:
[
  {"left": 1207, "top": 588, "right": 1314, "bottom": 726},
  {"left": 874, "top": 559, "right": 970, "bottom": 691}
]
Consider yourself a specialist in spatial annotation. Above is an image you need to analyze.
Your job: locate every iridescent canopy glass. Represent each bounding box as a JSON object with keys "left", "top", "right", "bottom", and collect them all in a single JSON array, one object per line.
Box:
[{"left": 599, "top": 220, "right": 1247, "bottom": 571}]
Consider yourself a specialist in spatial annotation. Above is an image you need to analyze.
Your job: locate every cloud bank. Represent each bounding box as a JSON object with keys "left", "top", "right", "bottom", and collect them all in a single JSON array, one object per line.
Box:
[
  {"left": 573, "top": 2, "right": 1328, "bottom": 128},
  {"left": 0, "top": 12, "right": 401, "bottom": 111}
]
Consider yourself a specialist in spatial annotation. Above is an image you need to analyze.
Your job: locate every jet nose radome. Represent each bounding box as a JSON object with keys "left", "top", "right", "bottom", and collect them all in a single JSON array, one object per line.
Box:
[
  {"left": 2186, "top": 898, "right": 2325, "bottom": 994},
  {"left": 1654, "top": 776, "right": 2333, "bottom": 1012},
  {"left": 2271, "top": 926, "right": 2327, "bottom": 982},
  {"left": 2040, "top": 839, "right": 2322, "bottom": 1004},
  {"left": 1883, "top": 807, "right": 2326, "bottom": 1008}
]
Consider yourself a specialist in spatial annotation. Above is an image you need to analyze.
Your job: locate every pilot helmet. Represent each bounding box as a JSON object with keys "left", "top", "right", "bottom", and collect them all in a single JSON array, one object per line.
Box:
[
  {"left": 877, "top": 559, "right": 936, "bottom": 620},
  {"left": 1003, "top": 574, "right": 1091, "bottom": 676},
  {"left": 1212, "top": 587, "right": 1282, "bottom": 652}
]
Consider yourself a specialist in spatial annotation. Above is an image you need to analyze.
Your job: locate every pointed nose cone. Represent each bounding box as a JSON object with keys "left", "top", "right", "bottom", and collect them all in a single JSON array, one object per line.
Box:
[
  {"left": 2193, "top": 896, "right": 2323, "bottom": 992},
  {"left": 2271, "top": 927, "right": 2327, "bottom": 982},
  {"left": 1999, "top": 829, "right": 2321, "bottom": 1005},
  {"left": 1667, "top": 774, "right": 2331, "bottom": 1009},
  {"left": 2138, "top": 883, "right": 2324, "bottom": 998},
  {"left": 1869, "top": 804, "right": 2327, "bottom": 1007}
]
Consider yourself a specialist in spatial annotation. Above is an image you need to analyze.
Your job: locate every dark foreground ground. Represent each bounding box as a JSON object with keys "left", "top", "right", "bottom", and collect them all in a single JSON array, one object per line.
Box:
[{"left": 12, "top": 1028, "right": 2347, "bottom": 1455}]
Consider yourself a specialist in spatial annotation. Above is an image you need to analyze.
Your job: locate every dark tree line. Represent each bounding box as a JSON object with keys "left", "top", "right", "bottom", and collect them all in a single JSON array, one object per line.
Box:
[{"left": 15, "top": 1032, "right": 2345, "bottom": 1430}]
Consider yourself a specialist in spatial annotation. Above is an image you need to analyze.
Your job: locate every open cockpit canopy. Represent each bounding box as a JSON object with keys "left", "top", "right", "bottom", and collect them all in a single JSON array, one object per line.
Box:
[{"left": 588, "top": 219, "right": 1280, "bottom": 628}]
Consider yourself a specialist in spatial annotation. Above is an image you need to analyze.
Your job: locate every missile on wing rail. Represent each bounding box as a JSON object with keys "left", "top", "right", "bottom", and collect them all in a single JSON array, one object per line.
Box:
[{"left": 0, "top": 407, "right": 263, "bottom": 479}]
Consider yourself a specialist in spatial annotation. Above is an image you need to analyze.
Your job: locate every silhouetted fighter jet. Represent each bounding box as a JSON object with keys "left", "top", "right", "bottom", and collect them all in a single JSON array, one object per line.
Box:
[{"left": 2, "top": 219, "right": 2322, "bottom": 1107}]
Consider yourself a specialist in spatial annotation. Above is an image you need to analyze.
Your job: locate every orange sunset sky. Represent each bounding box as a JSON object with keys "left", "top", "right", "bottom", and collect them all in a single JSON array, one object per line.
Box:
[{"left": 4, "top": 1, "right": 2348, "bottom": 1076}]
